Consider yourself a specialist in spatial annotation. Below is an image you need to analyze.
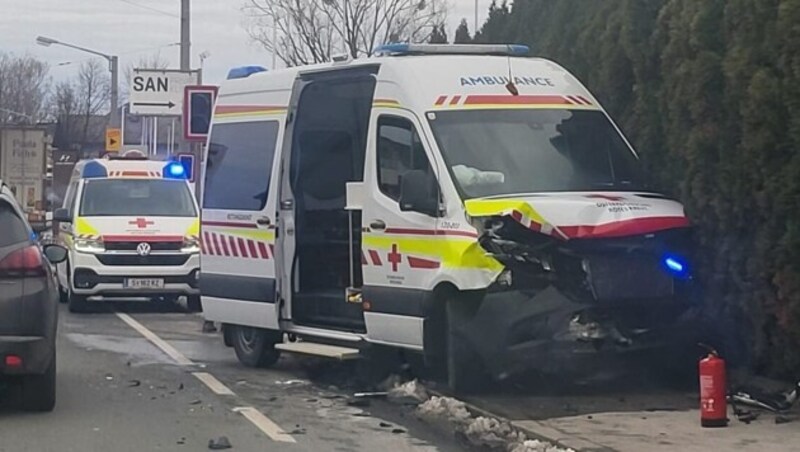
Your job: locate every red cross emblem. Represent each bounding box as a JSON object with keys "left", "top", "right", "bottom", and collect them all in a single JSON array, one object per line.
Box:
[
  {"left": 387, "top": 244, "right": 402, "bottom": 272},
  {"left": 585, "top": 194, "right": 626, "bottom": 202},
  {"left": 129, "top": 218, "right": 154, "bottom": 229}
]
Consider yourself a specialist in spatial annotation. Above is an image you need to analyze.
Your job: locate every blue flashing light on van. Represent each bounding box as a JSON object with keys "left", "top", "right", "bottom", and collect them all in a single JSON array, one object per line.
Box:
[
  {"left": 227, "top": 66, "right": 268, "bottom": 80},
  {"left": 163, "top": 161, "right": 187, "bottom": 179}
]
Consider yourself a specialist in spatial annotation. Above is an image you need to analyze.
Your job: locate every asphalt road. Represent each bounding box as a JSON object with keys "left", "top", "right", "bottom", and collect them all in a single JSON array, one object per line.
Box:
[{"left": 0, "top": 301, "right": 465, "bottom": 452}]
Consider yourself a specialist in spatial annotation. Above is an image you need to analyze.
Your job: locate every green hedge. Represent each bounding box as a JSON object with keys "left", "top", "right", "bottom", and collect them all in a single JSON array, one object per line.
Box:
[{"left": 473, "top": 0, "right": 800, "bottom": 377}]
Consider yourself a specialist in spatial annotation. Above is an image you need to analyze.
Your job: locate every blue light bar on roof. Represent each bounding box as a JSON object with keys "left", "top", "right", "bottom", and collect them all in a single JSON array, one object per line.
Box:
[
  {"left": 163, "top": 161, "right": 187, "bottom": 179},
  {"left": 374, "top": 43, "right": 530, "bottom": 57},
  {"left": 227, "top": 66, "right": 268, "bottom": 80},
  {"left": 81, "top": 161, "right": 108, "bottom": 179}
]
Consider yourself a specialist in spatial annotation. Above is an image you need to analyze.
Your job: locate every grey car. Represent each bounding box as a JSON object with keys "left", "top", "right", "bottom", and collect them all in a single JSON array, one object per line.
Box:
[{"left": 0, "top": 181, "right": 67, "bottom": 411}]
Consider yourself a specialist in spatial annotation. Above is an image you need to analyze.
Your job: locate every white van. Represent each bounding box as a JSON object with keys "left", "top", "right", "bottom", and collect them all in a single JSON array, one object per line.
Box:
[
  {"left": 201, "top": 44, "right": 697, "bottom": 391},
  {"left": 54, "top": 153, "right": 201, "bottom": 313}
]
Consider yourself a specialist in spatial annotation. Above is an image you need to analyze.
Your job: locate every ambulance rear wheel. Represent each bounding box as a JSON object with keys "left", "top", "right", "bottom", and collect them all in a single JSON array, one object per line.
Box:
[
  {"left": 446, "top": 297, "right": 488, "bottom": 394},
  {"left": 232, "top": 326, "right": 281, "bottom": 368}
]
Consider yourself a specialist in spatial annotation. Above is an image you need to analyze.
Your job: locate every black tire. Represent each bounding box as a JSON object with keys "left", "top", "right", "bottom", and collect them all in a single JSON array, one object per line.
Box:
[
  {"left": 446, "top": 297, "right": 488, "bottom": 394},
  {"left": 21, "top": 352, "right": 56, "bottom": 412},
  {"left": 68, "top": 292, "right": 90, "bottom": 313},
  {"left": 58, "top": 263, "right": 70, "bottom": 304},
  {"left": 222, "top": 324, "right": 235, "bottom": 347},
  {"left": 58, "top": 285, "right": 69, "bottom": 304},
  {"left": 232, "top": 326, "right": 281, "bottom": 368},
  {"left": 186, "top": 295, "right": 202, "bottom": 312}
]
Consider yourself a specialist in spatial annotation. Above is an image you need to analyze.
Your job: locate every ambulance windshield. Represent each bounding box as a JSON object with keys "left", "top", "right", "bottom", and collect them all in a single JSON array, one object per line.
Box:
[
  {"left": 427, "top": 109, "right": 647, "bottom": 199},
  {"left": 79, "top": 179, "right": 197, "bottom": 217}
]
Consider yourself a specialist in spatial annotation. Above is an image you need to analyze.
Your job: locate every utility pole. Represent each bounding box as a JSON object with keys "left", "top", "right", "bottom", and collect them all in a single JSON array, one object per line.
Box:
[
  {"left": 474, "top": 0, "right": 478, "bottom": 35},
  {"left": 109, "top": 56, "right": 119, "bottom": 128},
  {"left": 181, "top": 0, "right": 191, "bottom": 71}
]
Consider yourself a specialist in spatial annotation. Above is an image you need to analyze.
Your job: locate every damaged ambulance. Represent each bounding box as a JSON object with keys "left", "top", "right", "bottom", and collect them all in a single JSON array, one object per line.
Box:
[{"left": 200, "top": 44, "right": 699, "bottom": 392}]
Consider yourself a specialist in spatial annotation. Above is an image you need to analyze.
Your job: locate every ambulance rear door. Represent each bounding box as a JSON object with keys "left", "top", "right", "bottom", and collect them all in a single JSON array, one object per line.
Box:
[{"left": 200, "top": 98, "right": 285, "bottom": 329}]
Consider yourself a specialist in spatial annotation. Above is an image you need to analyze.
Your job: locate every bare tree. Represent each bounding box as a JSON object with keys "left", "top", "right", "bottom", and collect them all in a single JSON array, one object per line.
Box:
[
  {"left": 0, "top": 53, "right": 50, "bottom": 124},
  {"left": 75, "top": 59, "right": 110, "bottom": 147},
  {"left": 50, "top": 80, "right": 80, "bottom": 150},
  {"left": 244, "top": 0, "right": 448, "bottom": 66}
]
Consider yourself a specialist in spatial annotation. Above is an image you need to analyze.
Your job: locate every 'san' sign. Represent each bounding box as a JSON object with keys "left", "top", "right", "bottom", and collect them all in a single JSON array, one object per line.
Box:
[{"left": 129, "top": 69, "right": 199, "bottom": 116}]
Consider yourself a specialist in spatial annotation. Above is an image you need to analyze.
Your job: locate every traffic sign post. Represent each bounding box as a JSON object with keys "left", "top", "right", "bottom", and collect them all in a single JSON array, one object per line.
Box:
[
  {"left": 183, "top": 85, "right": 218, "bottom": 141},
  {"left": 129, "top": 69, "right": 199, "bottom": 116},
  {"left": 105, "top": 128, "right": 121, "bottom": 151}
]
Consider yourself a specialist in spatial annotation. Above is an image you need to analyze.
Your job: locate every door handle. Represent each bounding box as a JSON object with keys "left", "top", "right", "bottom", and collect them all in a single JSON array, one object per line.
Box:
[
  {"left": 370, "top": 219, "right": 386, "bottom": 231},
  {"left": 280, "top": 200, "right": 293, "bottom": 210},
  {"left": 256, "top": 217, "right": 271, "bottom": 226}
]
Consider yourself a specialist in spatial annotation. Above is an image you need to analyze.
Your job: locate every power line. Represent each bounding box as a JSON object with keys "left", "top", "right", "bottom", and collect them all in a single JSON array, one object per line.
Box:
[{"left": 116, "top": 0, "right": 179, "bottom": 18}]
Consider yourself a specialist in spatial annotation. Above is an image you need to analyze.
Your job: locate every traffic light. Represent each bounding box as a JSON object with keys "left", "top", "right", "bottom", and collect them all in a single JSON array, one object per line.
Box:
[{"left": 184, "top": 85, "right": 218, "bottom": 141}]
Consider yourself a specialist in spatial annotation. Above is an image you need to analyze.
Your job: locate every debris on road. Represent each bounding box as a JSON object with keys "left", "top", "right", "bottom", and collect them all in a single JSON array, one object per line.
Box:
[
  {"left": 104, "top": 374, "right": 113, "bottom": 381},
  {"left": 208, "top": 436, "right": 232, "bottom": 450},
  {"left": 354, "top": 391, "right": 388, "bottom": 399},
  {"left": 190, "top": 399, "right": 202, "bottom": 405},
  {"left": 127, "top": 379, "right": 141, "bottom": 387},
  {"left": 274, "top": 379, "right": 309, "bottom": 386},
  {"left": 388, "top": 379, "right": 428, "bottom": 404}
]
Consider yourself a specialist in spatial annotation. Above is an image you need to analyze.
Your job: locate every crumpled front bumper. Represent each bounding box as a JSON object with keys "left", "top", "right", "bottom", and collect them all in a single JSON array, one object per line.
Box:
[{"left": 457, "top": 286, "right": 700, "bottom": 380}]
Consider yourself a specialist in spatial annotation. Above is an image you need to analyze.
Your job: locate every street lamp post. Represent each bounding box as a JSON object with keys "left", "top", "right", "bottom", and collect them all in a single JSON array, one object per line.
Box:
[{"left": 36, "top": 36, "right": 120, "bottom": 129}]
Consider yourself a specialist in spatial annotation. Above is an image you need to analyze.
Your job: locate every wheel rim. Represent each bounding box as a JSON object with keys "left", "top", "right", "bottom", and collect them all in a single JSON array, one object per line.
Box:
[{"left": 238, "top": 327, "right": 258, "bottom": 353}]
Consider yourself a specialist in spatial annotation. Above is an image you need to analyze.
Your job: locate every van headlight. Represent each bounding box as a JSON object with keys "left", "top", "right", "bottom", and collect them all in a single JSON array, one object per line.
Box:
[
  {"left": 74, "top": 237, "right": 104, "bottom": 254},
  {"left": 181, "top": 236, "right": 201, "bottom": 254}
]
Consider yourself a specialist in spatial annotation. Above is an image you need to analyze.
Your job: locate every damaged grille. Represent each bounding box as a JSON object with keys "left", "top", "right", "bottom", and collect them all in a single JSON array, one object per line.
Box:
[{"left": 586, "top": 254, "right": 673, "bottom": 302}]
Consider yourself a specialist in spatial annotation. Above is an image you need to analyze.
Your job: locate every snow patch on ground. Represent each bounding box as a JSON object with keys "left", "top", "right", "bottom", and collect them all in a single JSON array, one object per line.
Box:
[{"left": 393, "top": 382, "right": 574, "bottom": 452}]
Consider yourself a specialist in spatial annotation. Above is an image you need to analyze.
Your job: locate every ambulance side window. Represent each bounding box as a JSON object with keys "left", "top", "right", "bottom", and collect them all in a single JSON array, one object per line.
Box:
[
  {"left": 204, "top": 121, "right": 279, "bottom": 211},
  {"left": 377, "top": 116, "right": 434, "bottom": 202}
]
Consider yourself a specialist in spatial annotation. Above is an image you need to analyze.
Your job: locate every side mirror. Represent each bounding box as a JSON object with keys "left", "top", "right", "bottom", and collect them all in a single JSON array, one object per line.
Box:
[
  {"left": 43, "top": 244, "right": 68, "bottom": 264},
  {"left": 53, "top": 208, "right": 72, "bottom": 223},
  {"left": 399, "top": 170, "right": 439, "bottom": 217}
]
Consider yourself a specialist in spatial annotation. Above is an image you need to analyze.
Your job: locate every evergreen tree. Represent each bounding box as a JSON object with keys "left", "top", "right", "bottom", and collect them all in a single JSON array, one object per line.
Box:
[
  {"left": 429, "top": 23, "right": 448, "bottom": 44},
  {"left": 454, "top": 19, "right": 472, "bottom": 43}
]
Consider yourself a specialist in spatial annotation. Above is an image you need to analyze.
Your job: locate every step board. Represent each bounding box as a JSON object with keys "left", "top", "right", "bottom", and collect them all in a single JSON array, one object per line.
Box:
[{"left": 275, "top": 342, "right": 361, "bottom": 360}]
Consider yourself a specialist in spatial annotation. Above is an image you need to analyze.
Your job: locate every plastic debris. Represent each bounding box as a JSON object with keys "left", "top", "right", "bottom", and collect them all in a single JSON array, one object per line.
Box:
[{"left": 207, "top": 436, "right": 232, "bottom": 450}]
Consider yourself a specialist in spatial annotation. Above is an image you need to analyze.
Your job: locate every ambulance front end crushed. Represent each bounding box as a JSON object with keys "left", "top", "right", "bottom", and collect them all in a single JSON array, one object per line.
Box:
[{"left": 456, "top": 194, "right": 700, "bottom": 382}]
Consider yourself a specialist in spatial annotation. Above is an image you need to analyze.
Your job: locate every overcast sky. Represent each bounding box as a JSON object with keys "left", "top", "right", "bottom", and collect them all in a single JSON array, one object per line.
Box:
[{"left": 1, "top": 0, "right": 492, "bottom": 85}]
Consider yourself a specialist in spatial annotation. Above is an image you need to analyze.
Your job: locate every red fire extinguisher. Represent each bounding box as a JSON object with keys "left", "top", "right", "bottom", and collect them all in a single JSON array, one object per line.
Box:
[{"left": 699, "top": 345, "right": 728, "bottom": 427}]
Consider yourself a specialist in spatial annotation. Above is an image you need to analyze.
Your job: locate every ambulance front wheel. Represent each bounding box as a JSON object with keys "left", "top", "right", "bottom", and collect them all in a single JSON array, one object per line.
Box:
[{"left": 232, "top": 326, "right": 281, "bottom": 368}]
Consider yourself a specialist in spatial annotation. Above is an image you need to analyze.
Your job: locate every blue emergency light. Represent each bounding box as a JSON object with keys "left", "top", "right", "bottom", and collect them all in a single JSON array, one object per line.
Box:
[
  {"left": 81, "top": 161, "right": 108, "bottom": 178},
  {"left": 663, "top": 254, "right": 690, "bottom": 279},
  {"left": 163, "top": 161, "right": 187, "bottom": 179},
  {"left": 227, "top": 66, "right": 268, "bottom": 80},
  {"left": 374, "top": 43, "right": 530, "bottom": 57}
]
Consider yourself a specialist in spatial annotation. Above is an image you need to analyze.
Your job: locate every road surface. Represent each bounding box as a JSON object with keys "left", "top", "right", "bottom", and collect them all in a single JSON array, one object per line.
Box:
[{"left": 0, "top": 301, "right": 465, "bottom": 452}]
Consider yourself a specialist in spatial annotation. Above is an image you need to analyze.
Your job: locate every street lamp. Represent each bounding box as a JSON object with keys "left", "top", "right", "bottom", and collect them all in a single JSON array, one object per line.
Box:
[{"left": 36, "top": 36, "right": 119, "bottom": 128}]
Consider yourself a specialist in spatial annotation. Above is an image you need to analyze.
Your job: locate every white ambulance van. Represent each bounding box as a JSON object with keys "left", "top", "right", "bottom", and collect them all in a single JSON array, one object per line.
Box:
[
  {"left": 54, "top": 152, "right": 201, "bottom": 313},
  {"left": 201, "top": 44, "right": 697, "bottom": 391}
]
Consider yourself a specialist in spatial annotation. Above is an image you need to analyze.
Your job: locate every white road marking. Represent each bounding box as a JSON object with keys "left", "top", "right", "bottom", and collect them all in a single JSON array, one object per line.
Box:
[
  {"left": 192, "top": 372, "right": 235, "bottom": 395},
  {"left": 115, "top": 311, "right": 296, "bottom": 443},
  {"left": 233, "top": 407, "right": 297, "bottom": 443},
  {"left": 115, "top": 312, "right": 193, "bottom": 366}
]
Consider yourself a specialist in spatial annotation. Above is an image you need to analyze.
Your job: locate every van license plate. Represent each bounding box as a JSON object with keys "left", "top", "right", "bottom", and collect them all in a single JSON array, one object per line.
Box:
[{"left": 124, "top": 278, "right": 164, "bottom": 289}]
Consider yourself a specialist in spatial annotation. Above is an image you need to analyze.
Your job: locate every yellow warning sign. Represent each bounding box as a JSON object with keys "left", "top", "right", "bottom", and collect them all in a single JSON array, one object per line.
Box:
[{"left": 105, "top": 128, "right": 121, "bottom": 152}]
